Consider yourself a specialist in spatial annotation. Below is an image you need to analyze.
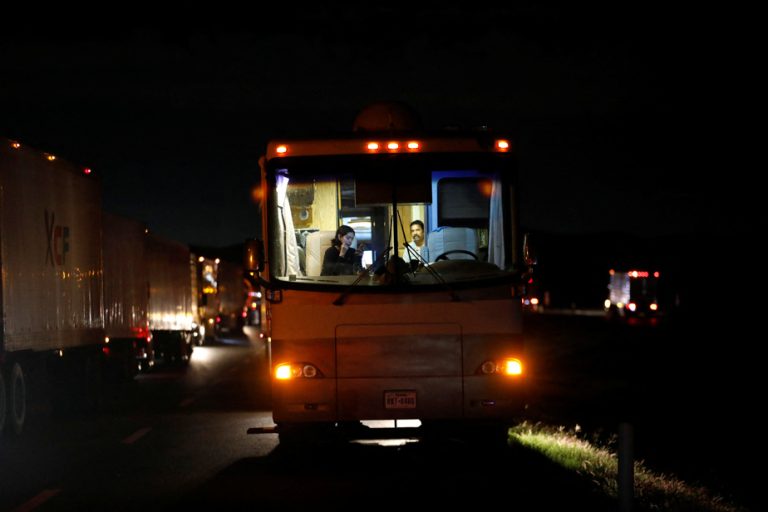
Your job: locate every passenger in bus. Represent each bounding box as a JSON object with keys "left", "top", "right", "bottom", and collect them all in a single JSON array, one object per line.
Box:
[
  {"left": 321, "top": 225, "right": 364, "bottom": 276},
  {"left": 402, "top": 219, "right": 429, "bottom": 270}
]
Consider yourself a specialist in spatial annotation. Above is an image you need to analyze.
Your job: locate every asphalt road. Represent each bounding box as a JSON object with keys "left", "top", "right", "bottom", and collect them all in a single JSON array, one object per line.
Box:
[{"left": 0, "top": 318, "right": 755, "bottom": 511}]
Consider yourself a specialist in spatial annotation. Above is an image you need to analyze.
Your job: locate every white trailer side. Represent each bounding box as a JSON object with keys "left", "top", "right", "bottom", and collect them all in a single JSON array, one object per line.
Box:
[
  {"left": 1, "top": 137, "right": 105, "bottom": 436},
  {"left": 103, "top": 211, "right": 151, "bottom": 373}
]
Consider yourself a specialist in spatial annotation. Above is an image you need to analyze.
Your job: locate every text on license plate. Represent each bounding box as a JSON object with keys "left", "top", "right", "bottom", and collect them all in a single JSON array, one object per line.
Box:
[{"left": 384, "top": 391, "right": 417, "bottom": 409}]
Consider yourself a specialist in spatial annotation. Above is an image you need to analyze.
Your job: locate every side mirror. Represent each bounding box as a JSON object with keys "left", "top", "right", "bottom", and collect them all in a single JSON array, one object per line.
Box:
[
  {"left": 523, "top": 232, "right": 537, "bottom": 268},
  {"left": 244, "top": 238, "right": 265, "bottom": 273},
  {"left": 519, "top": 232, "right": 538, "bottom": 299}
]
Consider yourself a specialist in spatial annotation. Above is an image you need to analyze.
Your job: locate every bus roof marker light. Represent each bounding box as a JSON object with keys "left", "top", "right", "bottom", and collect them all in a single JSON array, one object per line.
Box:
[
  {"left": 496, "top": 139, "right": 510, "bottom": 151},
  {"left": 275, "top": 145, "right": 288, "bottom": 155},
  {"left": 366, "top": 142, "right": 380, "bottom": 151},
  {"left": 387, "top": 142, "right": 399, "bottom": 151},
  {"left": 406, "top": 141, "right": 420, "bottom": 150}
]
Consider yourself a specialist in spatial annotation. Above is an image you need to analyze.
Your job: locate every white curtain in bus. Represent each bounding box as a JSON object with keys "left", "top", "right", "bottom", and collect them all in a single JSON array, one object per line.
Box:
[
  {"left": 276, "top": 174, "right": 303, "bottom": 277},
  {"left": 488, "top": 177, "right": 505, "bottom": 268}
]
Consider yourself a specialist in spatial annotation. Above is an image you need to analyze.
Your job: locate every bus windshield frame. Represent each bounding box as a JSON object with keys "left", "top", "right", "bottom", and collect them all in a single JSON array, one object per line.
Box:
[{"left": 263, "top": 150, "right": 520, "bottom": 290}]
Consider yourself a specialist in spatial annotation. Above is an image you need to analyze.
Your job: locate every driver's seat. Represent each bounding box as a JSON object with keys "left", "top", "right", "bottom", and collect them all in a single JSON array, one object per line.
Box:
[{"left": 426, "top": 227, "right": 478, "bottom": 262}]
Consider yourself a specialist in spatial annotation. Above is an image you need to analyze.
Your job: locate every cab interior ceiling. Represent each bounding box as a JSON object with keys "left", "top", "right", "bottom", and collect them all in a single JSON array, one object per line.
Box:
[
  {"left": 271, "top": 156, "right": 509, "bottom": 207},
  {"left": 268, "top": 152, "right": 509, "bottom": 177}
]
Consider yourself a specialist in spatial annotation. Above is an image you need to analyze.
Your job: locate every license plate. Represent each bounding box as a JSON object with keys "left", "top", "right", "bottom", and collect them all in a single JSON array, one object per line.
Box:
[{"left": 384, "top": 391, "right": 416, "bottom": 409}]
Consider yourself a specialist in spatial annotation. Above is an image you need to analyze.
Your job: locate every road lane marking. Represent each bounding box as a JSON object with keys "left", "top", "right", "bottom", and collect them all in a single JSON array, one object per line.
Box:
[
  {"left": 121, "top": 427, "right": 152, "bottom": 444},
  {"left": 11, "top": 488, "right": 61, "bottom": 512}
]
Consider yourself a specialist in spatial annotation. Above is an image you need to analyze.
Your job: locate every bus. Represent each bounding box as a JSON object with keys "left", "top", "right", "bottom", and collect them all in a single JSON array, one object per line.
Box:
[{"left": 246, "top": 103, "right": 534, "bottom": 443}]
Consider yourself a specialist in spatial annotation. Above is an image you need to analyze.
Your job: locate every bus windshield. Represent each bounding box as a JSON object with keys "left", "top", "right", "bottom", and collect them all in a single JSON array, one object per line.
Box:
[{"left": 266, "top": 153, "right": 518, "bottom": 287}]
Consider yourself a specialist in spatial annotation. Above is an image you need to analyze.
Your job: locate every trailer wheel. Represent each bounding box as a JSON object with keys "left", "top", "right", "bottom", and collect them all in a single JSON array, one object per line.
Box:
[
  {"left": 0, "top": 366, "right": 7, "bottom": 437},
  {"left": 10, "top": 362, "right": 27, "bottom": 435}
]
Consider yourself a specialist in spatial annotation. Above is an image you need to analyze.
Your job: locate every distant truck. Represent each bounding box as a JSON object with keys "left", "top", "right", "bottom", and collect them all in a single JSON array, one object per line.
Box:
[
  {"left": 604, "top": 269, "right": 661, "bottom": 322},
  {"left": 104, "top": 213, "right": 203, "bottom": 370},
  {"left": 146, "top": 233, "right": 201, "bottom": 364},
  {"left": 1, "top": 137, "right": 133, "bottom": 436},
  {"left": 197, "top": 256, "right": 245, "bottom": 342},
  {"left": 211, "top": 258, "right": 245, "bottom": 339}
]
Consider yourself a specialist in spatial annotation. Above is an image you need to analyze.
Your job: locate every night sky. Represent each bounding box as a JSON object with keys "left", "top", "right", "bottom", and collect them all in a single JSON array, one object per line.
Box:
[{"left": 0, "top": 6, "right": 754, "bottom": 249}]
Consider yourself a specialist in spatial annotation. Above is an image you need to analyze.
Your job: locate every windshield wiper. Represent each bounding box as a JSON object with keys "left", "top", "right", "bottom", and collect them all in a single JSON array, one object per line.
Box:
[
  {"left": 401, "top": 242, "right": 460, "bottom": 301},
  {"left": 332, "top": 245, "right": 461, "bottom": 305},
  {"left": 332, "top": 246, "right": 391, "bottom": 306}
]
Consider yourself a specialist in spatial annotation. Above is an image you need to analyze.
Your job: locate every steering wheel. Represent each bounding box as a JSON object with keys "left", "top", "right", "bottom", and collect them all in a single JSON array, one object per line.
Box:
[{"left": 434, "top": 250, "right": 478, "bottom": 261}]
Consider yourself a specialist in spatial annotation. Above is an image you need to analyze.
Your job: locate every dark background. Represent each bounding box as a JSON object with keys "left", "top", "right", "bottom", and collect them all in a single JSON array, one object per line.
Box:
[
  {"left": 0, "top": 6, "right": 758, "bottom": 307},
  {"left": 0, "top": 7, "right": 762, "bottom": 507}
]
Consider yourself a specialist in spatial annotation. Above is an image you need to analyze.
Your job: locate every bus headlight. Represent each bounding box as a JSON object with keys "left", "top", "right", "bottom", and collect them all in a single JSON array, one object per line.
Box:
[
  {"left": 478, "top": 357, "right": 523, "bottom": 377},
  {"left": 274, "top": 362, "right": 322, "bottom": 380},
  {"left": 502, "top": 358, "right": 523, "bottom": 376},
  {"left": 481, "top": 361, "right": 496, "bottom": 374}
]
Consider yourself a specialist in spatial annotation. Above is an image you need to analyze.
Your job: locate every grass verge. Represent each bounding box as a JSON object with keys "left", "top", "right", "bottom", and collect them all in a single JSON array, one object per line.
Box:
[{"left": 509, "top": 422, "right": 747, "bottom": 512}]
